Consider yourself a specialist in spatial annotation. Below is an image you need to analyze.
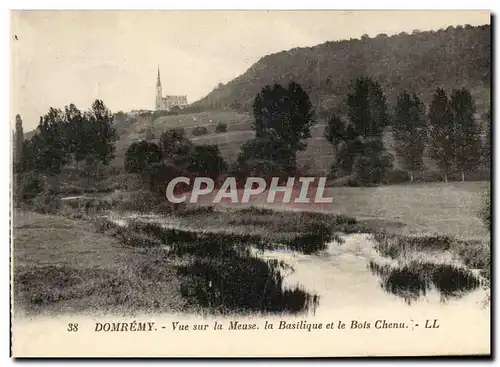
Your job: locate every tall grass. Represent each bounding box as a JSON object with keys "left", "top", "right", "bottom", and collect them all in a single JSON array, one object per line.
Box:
[
  {"left": 369, "top": 260, "right": 481, "bottom": 304},
  {"left": 372, "top": 232, "right": 490, "bottom": 278},
  {"left": 93, "top": 217, "right": 320, "bottom": 314}
]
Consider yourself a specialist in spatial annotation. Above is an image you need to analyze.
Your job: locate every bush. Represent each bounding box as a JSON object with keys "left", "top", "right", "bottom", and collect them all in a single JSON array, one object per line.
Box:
[
  {"left": 56, "top": 185, "right": 85, "bottom": 196},
  {"left": 215, "top": 122, "right": 228, "bottom": 133},
  {"left": 114, "top": 190, "right": 174, "bottom": 213},
  {"left": 32, "top": 192, "right": 61, "bottom": 214},
  {"left": 117, "top": 231, "right": 163, "bottom": 248},
  {"left": 188, "top": 145, "right": 228, "bottom": 177},
  {"left": 192, "top": 126, "right": 208, "bottom": 136},
  {"left": 382, "top": 169, "right": 410, "bottom": 184},
  {"left": 412, "top": 170, "right": 444, "bottom": 183},
  {"left": 124, "top": 141, "right": 162, "bottom": 174},
  {"left": 93, "top": 217, "right": 118, "bottom": 234},
  {"left": 16, "top": 172, "right": 45, "bottom": 203}
]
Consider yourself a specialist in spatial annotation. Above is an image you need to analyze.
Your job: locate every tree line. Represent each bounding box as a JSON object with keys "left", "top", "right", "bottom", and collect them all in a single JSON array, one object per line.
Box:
[
  {"left": 219, "top": 76, "right": 489, "bottom": 186},
  {"left": 13, "top": 75, "right": 491, "bottom": 206},
  {"left": 121, "top": 75, "right": 491, "bottom": 194},
  {"left": 325, "top": 78, "right": 490, "bottom": 184},
  {"left": 14, "top": 100, "right": 118, "bottom": 177},
  {"left": 124, "top": 128, "right": 227, "bottom": 196}
]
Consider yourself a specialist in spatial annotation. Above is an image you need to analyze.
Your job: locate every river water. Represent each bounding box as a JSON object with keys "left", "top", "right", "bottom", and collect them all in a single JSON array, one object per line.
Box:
[
  {"left": 107, "top": 212, "right": 490, "bottom": 318},
  {"left": 255, "top": 234, "right": 488, "bottom": 317}
]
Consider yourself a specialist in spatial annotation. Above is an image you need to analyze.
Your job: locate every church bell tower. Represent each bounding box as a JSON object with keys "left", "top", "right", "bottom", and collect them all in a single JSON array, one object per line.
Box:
[{"left": 155, "top": 66, "right": 163, "bottom": 110}]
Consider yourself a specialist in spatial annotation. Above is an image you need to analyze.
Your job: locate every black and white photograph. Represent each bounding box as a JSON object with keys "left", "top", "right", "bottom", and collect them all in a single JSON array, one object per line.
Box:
[{"left": 9, "top": 9, "right": 492, "bottom": 357}]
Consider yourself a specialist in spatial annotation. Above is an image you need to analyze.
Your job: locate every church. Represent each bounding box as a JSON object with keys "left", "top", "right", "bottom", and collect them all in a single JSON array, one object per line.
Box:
[{"left": 155, "top": 66, "right": 188, "bottom": 111}]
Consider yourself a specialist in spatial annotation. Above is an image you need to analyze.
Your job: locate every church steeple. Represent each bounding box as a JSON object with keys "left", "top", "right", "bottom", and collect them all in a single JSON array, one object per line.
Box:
[
  {"left": 156, "top": 65, "right": 162, "bottom": 88},
  {"left": 156, "top": 65, "right": 163, "bottom": 109}
]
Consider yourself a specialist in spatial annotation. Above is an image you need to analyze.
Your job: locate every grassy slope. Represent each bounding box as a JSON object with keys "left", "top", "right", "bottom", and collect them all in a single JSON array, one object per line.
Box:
[
  {"left": 12, "top": 211, "right": 188, "bottom": 316},
  {"left": 111, "top": 109, "right": 442, "bottom": 175}
]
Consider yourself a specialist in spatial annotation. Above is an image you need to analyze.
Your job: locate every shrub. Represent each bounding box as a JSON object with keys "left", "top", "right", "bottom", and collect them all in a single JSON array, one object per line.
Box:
[
  {"left": 215, "top": 122, "right": 228, "bottom": 133},
  {"left": 382, "top": 169, "right": 410, "bottom": 184},
  {"left": 32, "top": 192, "right": 61, "bottom": 214},
  {"left": 192, "top": 126, "right": 208, "bottom": 136},
  {"left": 114, "top": 190, "right": 173, "bottom": 213},
  {"left": 176, "top": 206, "right": 214, "bottom": 217},
  {"left": 188, "top": 145, "right": 228, "bottom": 177},
  {"left": 56, "top": 185, "right": 84, "bottom": 196},
  {"left": 124, "top": 141, "right": 162, "bottom": 174},
  {"left": 413, "top": 170, "right": 444, "bottom": 183},
  {"left": 16, "top": 172, "right": 45, "bottom": 203},
  {"left": 93, "top": 217, "right": 118, "bottom": 234},
  {"left": 117, "top": 231, "right": 163, "bottom": 248}
]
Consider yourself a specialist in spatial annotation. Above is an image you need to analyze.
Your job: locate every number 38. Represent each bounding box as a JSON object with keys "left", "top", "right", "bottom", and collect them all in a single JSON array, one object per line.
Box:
[{"left": 67, "top": 323, "right": 79, "bottom": 332}]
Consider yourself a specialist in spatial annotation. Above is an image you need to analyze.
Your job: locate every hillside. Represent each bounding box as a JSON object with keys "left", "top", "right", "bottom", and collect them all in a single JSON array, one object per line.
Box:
[
  {"left": 110, "top": 110, "right": 446, "bottom": 176},
  {"left": 20, "top": 24, "right": 491, "bottom": 177},
  {"left": 191, "top": 24, "right": 491, "bottom": 117}
]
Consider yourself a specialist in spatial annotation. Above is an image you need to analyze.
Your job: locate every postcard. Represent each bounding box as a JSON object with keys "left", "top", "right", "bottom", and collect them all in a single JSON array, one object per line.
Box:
[{"left": 10, "top": 9, "right": 491, "bottom": 357}]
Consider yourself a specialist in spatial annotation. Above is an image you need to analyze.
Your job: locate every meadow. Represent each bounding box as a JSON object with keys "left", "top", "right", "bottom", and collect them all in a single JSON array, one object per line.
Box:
[{"left": 251, "top": 181, "right": 490, "bottom": 241}]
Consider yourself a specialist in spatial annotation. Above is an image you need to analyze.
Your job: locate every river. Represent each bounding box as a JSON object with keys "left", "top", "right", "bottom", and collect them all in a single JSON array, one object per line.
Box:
[{"left": 106, "top": 211, "right": 490, "bottom": 317}]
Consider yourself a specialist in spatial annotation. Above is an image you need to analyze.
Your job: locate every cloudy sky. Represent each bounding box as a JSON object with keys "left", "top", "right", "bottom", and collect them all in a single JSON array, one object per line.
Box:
[{"left": 10, "top": 10, "right": 490, "bottom": 130}]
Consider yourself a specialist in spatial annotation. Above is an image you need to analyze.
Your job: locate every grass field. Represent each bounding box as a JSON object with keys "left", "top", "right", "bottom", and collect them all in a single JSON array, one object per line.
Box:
[
  {"left": 12, "top": 211, "right": 190, "bottom": 316},
  {"left": 187, "top": 181, "right": 490, "bottom": 241},
  {"left": 312, "top": 181, "right": 489, "bottom": 240}
]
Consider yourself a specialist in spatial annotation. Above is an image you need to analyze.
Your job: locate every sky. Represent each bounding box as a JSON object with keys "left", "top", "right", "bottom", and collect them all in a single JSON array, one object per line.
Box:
[{"left": 10, "top": 10, "right": 490, "bottom": 131}]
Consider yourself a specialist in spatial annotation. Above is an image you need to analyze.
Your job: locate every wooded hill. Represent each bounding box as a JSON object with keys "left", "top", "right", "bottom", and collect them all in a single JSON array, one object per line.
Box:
[{"left": 192, "top": 24, "right": 491, "bottom": 118}]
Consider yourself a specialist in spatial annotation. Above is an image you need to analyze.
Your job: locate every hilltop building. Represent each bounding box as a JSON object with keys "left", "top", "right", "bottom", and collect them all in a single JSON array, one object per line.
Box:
[{"left": 155, "top": 66, "right": 188, "bottom": 111}]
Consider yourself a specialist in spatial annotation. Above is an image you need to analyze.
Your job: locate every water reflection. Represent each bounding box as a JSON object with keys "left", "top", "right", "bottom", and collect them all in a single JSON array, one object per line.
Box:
[
  {"left": 178, "top": 256, "right": 319, "bottom": 315},
  {"left": 368, "top": 260, "right": 481, "bottom": 305},
  {"left": 106, "top": 214, "right": 487, "bottom": 313},
  {"left": 106, "top": 215, "right": 322, "bottom": 315}
]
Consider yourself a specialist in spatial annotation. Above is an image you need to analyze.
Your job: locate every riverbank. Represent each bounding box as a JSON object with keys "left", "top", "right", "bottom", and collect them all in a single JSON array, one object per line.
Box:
[
  {"left": 12, "top": 211, "right": 192, "bottom": 316},
  {"left": 11, "top": 203, "right": 490, "bottom": 317}
]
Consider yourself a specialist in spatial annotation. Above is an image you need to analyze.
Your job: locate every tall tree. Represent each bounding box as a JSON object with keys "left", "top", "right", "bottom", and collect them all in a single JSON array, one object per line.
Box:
[
  {"left": 13, "top": 114, "right": 24, "bottom": 172},
  {"left": 392, "top": 91, "right": 427, "bottom": 182},
  {"left": 251, "top": 81, "right": 315, "bottom": 170},
  {"left": 428, "top": 88, "right": 455, "bottom": 182},
  {"left": 84, "top": 100, "right": 118, "bottom": 170},
  {"left": 287, "top": 81, "right": 316, "bottom": 151},
  {"left": 32, "top": 108, "right": 72, "bottom": 175},
  {"left": 324, "top": 114, "right": 360, "bottom": 177},
  {"left": 346, "top": 76, "right": 389, "bottom": 138},
  {"left": 237, "top": 130, "right": 296, "bottom": 179},
  {"left": 325, "top": 76, "right": 392, "bottom": 184},
  {"left": 450, "top": 88, "right": 482, "bottom": 181},
  {"left": 352, "top": 139, "right": 393, "bottom": 186},
  {"left": 64, "top": 103, "right": 88, "bottom": 167}
]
